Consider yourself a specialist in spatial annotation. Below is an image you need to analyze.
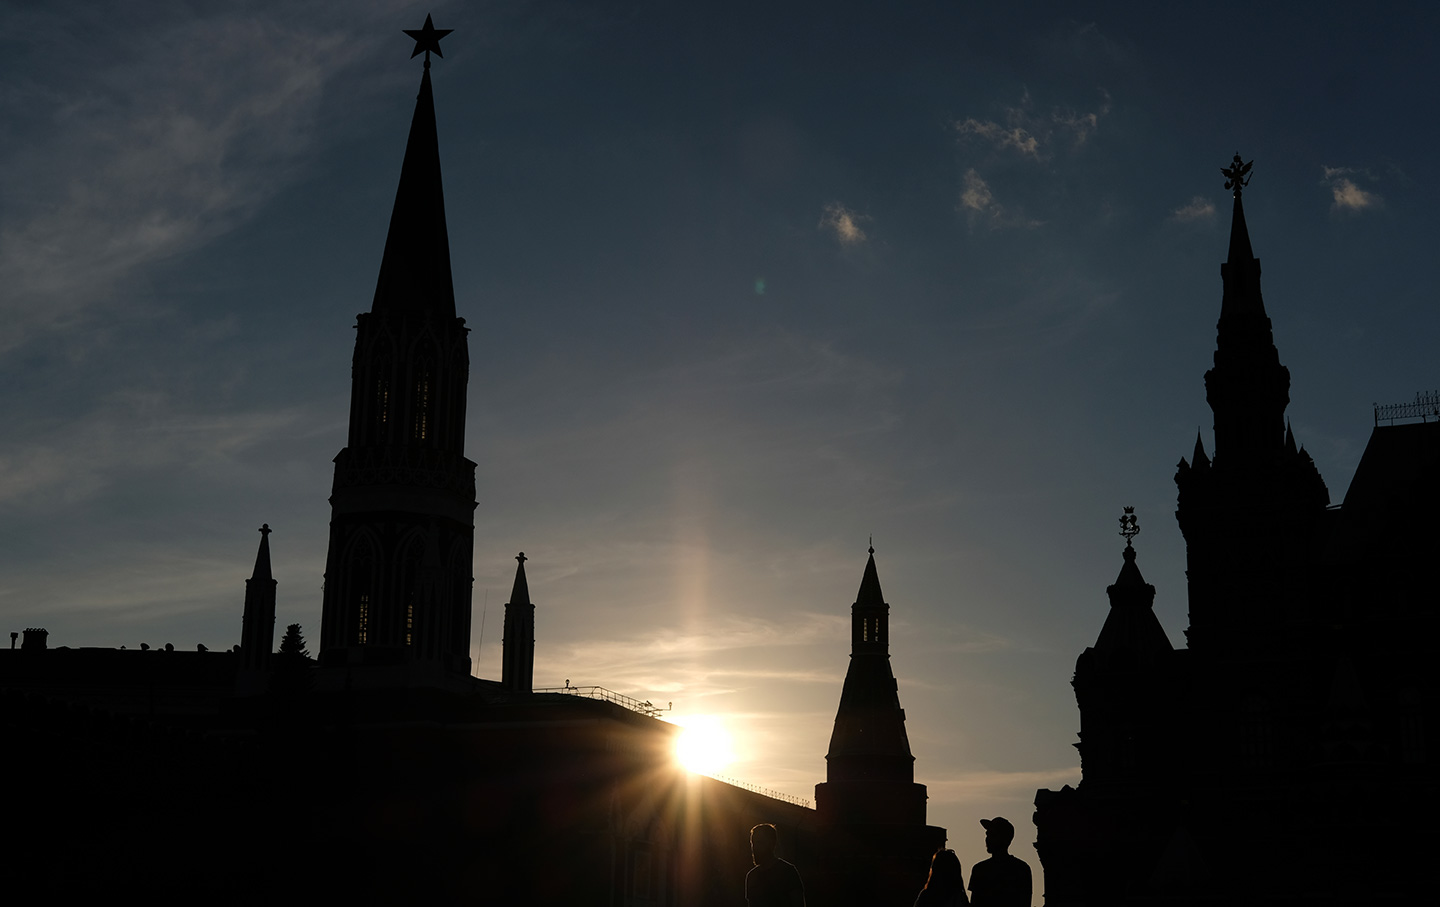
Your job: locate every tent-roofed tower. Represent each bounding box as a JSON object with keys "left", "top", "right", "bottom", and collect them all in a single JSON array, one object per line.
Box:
[
  {"left": 812, "top": 544, "right": 945, "bottom": 907},
  {"left": 318, "top": 19, "right": 476, "bottom": 682}
]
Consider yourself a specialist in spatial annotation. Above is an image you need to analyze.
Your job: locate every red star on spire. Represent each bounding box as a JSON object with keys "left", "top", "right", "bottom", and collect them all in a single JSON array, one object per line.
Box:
[{"left": 403, "top": 14, "right": 452, "bottom": 61}]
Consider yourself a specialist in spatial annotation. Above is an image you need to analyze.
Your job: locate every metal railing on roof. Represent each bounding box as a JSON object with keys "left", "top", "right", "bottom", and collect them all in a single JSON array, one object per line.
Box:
[
  {"left": 1375, "top": 391, "right": 1440, "bottom": 425},
  {"left": 532, "top": 684, "right": 812, "bottom": 809},
  {"left": 705, "top": 774, "right": 813, "bottom": 809},
  {"left": 532, "top": 682, "right": 672, "bottom": 718}
]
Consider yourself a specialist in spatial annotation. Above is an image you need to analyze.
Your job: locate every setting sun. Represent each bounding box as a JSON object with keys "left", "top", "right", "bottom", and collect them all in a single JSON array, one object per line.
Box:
[{"left": 672, "top": 715, "right": 737, "bottom": 776}]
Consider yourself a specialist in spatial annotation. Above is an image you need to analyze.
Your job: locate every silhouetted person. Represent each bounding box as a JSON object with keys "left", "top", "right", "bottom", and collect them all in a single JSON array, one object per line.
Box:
[
  {"left": 968, "top": 818, "right": 1031, "bottom": 907},
  {"left": 747, "top": 823, "right": 805, "bottom": 907},
  {"left": 915, "top": 848, "right": 969, "bottom": 906}
]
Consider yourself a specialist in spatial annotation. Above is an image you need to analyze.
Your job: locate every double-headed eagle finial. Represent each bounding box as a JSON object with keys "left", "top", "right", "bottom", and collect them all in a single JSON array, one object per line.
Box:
[
  {"left": 1118, "top": 506, "right": 1139, "bottom": 547},
  {"left": 1222, "top": 153, "right": 1253, "bottom": 198}
]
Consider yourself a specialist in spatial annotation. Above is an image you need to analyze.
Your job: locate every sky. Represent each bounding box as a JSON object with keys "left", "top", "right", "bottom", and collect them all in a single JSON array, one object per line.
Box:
[{"left": 3, "top": 0, "right": 1438, "bottom": 880}]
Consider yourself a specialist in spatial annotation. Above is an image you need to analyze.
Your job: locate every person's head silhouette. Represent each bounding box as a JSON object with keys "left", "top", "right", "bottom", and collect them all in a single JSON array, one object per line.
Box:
[
  {"left": 923, "top": 848, "right": 964, "bottom": 893},
  {"left": 751, "top": 823, "right": 778, "bottom": 866},
  {"left": 981, "top": 816, "right": 1015, "bottom": 856}
]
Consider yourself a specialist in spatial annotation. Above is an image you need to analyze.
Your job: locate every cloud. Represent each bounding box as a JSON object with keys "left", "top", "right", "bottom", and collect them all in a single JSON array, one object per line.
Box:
[
  {"left": 0, "top": 13, "right": 361, "bottom": 352},
  {"left": 958, "top": 170, "right": 1042, "bottom": 231},
  {"left": 818, "top": 202, "right": 869, "bottom": 245},
  {"left": 538, "top": 612, "right": 850, "bottom": 698},
  {"left": 960, "top": 169, "right": 997, "bottom": 213},
  {"left": 1170, "top": 196, "right": 1216, "bottom": 223},
  {"left": 955, "top": 90, "right": 1110, "bottom": 160},
  {"left": 1321, "top": 165, "right": 1383, "bottom": 212},
  {"left": 955, "top": 119, "right": 1041, "bottom": 159},
  {"left": 0, "top": 392, "right": 324, "bottom": 508},
  {"left": 1052, "top": 90, "right": 1111, "bottom": 146}
]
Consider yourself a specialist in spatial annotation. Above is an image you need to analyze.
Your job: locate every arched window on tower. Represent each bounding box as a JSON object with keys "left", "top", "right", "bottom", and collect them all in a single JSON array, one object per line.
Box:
[
  {"left": 375, "top": 363, "right": 391, "bottom": 431},
  {"left": 347, "top": 535, "right": 377, "bottom": 647},
  {"left": 357, "top": 594, "right": 370, "bottom": 645},
  {"left": 395, "top": 531, "right": 424, "bottom": 650},
  {"left": 413, "top": 358, "right": 434, "bottom": 443}
]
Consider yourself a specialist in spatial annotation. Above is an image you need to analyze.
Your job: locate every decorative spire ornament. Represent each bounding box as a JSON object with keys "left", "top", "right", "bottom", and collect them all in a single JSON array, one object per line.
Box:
[
  {"left": 404, "top": 13, "right": 452, "bottom": 66},
  {"left": 1118, "top": 506, "right": 1140, "bottom": 548},
  {"left": 1221, "top": 153, "right": 1253, "bottom": 198}
]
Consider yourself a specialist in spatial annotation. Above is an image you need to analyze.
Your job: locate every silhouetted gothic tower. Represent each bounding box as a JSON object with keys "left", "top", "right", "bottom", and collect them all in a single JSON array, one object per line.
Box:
[
  {"left": 816, "top": 547, "right": 924, "bottom": 820},
  {"left": 318, "top": 55, "right": 476, "bottom": 678},
  {"left": 1175, "top": 185, "right": 1328, "bottom": 658},
  {"left": 813, "top": 546, "right": 944, "bottom": 907},
  {"left": 501, "top": 552, "right": 535, "bottom": 692}
]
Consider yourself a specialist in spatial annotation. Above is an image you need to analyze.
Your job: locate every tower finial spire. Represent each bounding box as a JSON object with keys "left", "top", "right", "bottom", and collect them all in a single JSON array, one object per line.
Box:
[
  {"left": 1118, "top": 506, "right": 1139, "bottom": 549},
  {"left": 403, "top": 14, "right": 452, "bottom": 66},
  {"left": 1221, "top": 153, "right": 1253, "bottom": 199}
]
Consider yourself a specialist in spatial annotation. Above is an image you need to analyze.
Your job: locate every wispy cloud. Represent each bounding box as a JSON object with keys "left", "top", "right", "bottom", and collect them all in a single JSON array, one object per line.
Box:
[
  {"left": 0, "top": 13, "right": 362, "bottom": 352},
  {"left": 955, "top": 90, "right": 1110, "bottom": 160},
  {"left": 0, "top": 392, "right": 325, "bottom": 508},
  {"left": 1170, "top": 196, "right": 1216, "bottom": 223},
  {"left": 1321, "top": 166, "right": 1383, "bottom": 212},
  {"left": 818, "top": 202, "right": 870, "bottom": 245},
  {"left": 539, "top": 612, "right": 849, "bottom": 697},
  {"left": 955, "top": 119, "right": 1041, "bottom": 159},
  {"left": 958, "top": 169, "right": 1042, "bottom": 231}
]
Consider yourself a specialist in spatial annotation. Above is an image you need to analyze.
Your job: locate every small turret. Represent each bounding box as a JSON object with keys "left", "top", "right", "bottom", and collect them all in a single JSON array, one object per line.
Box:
[
  {"left": 239, "top": 524, "right": 277, "bottom": 672},
  {"left": 501, "top": 553, "right": 535, "bottom": 693}
]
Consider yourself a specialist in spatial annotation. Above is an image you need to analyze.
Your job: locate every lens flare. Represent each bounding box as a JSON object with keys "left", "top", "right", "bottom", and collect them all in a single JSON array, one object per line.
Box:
[{"left": 673, "top": 714, "right": 736, "bottom": 776}]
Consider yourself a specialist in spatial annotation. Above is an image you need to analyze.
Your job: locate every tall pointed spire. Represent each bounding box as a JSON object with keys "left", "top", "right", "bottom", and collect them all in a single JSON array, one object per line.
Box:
[
  {"left": 370, "top": 31, "right": 455, "bottom": 321},
  {"left": 318, "top": 21, "right": 477, "bottom": 682},
  {"left": 824, "top": 545, "right": 914, "bottom": 781},
  {"left": 1204, "top": 154, "right": 1290, "bottom": 464},
  {"left": 501, "top": 553, "right": 535, "bottom": 693},
  {"left": 239, "top": 524, "right": 277, "bottom": 676}
]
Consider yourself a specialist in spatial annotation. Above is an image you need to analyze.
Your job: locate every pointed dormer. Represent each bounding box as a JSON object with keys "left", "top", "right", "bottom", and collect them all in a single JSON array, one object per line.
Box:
[
  {"left": 319, "top": 19, "right": 477, "bottom": 682},
  {"left": 501, "top": 552, "right": 535, "bottom": 693},
  {"left": 1204, "top": 156, "right": 1291, "bottom": 467},
  {"left": 1192, "top": 432, "right": 1211, "bottom": 470}
]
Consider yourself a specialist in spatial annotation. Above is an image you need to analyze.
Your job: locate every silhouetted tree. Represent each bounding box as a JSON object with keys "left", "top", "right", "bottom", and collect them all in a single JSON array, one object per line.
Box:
[{"left": 270, "top": 623, "right": 314, "bottom": 694}]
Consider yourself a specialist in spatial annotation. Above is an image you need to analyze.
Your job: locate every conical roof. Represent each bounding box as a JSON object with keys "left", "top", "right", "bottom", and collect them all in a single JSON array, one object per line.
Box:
[
  {"left": 370, "top": 65, "right": 456, "bottom": 320},
  {"left": 1092, "top": 545, "right": 1173, "bottom": 661},
  {"left": 508, "top": 553, "right": 531, "bottom": 605},
  {"left": 826, "top": 549, "right": 913, "bottom": 767},
  {"left": 250, "top": 524, "right": 273, "bottom": 582}
]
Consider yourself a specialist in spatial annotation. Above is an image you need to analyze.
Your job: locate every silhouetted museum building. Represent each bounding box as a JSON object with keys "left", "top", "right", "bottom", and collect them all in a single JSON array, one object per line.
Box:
[
  {"left": 2, "top": 26, "right": 944, "bottom": 905},
  {"left": 1033, "top": 162, "right": 1440, "bottom": 905}
]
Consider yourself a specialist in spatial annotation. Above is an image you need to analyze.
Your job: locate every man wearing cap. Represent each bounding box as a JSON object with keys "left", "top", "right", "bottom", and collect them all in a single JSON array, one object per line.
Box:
[{"left": 968, "top": 817, "right": 1031, "bottom": 907}]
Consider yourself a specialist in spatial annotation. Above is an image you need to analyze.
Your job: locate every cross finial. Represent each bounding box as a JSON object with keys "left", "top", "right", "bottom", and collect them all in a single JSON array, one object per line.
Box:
[
  {"left": 868, "top": 535, "right": 874, "bottom": 556},
  {"left": 259, "top": 523, "right": 271, "bottom": 538},
  {"left": 1118, "top": 507, "right": 1139, "bottom": 547},
  {"left": 1221, "top": 152, "right": 1253, "bottom": 198},
  {"left": 516, "top": 552, "right": 527, "bottom": 565},
  {"left": 403, "top": 13, "right": 452, "bottom": 68}
]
